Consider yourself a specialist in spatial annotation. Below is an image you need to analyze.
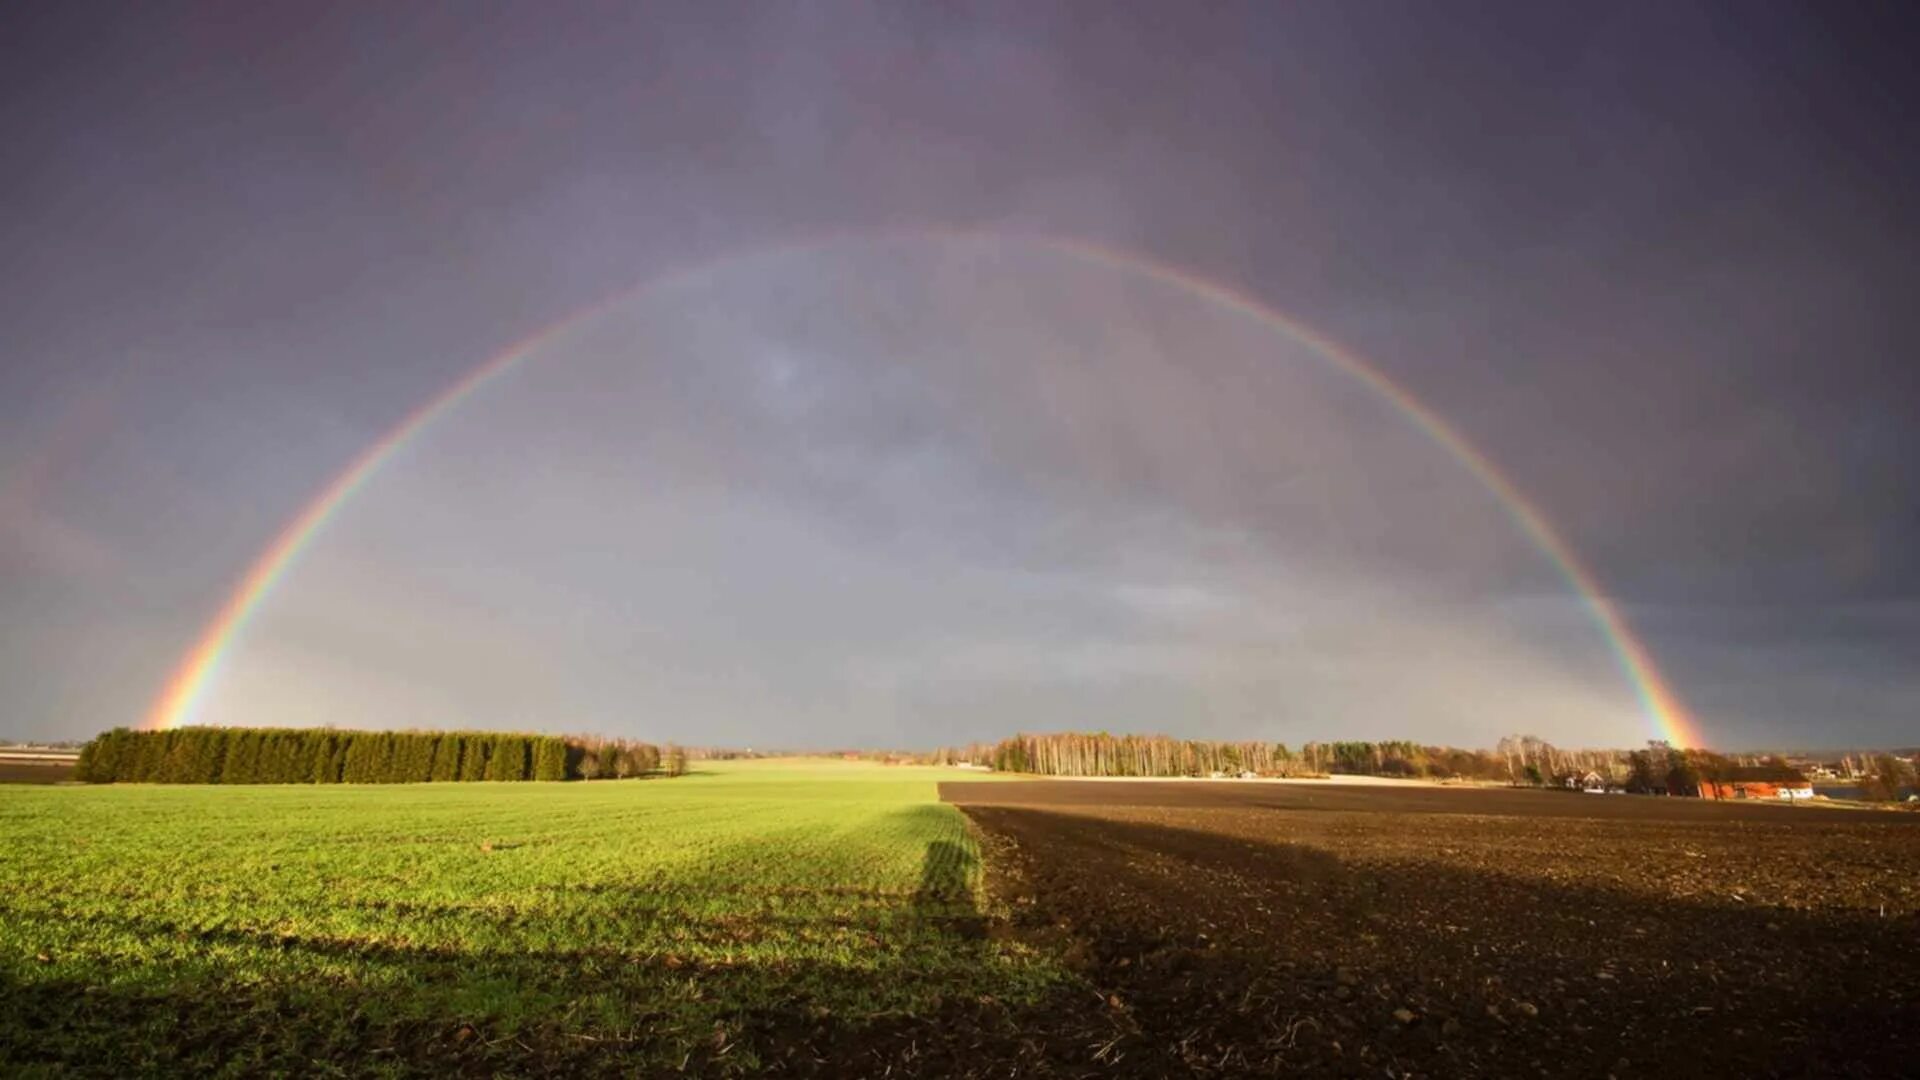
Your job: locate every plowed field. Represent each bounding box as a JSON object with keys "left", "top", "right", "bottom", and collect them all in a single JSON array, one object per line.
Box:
[{"left": 941, "top": 779, "right": 1920, "bottom": 1078}]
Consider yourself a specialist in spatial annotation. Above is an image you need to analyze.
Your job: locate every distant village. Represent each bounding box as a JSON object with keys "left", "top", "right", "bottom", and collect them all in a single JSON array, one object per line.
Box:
[{"left": 1544, "top": 746, "right": 1917, "bottom": 803}]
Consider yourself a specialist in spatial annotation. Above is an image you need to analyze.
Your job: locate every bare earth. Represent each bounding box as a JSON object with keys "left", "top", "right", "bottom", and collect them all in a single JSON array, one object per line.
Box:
[
  {"left": 931, "top": 779, "right": 1919, "bottom": 1079},
  {"left": 0, "top": 761, "right": 73, "bottom": 784}
]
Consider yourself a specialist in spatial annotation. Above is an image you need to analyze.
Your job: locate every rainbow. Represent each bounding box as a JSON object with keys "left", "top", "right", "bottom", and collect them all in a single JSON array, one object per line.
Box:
[{"left": 144, "top": 231, "right": 1703, "bottom": 747}]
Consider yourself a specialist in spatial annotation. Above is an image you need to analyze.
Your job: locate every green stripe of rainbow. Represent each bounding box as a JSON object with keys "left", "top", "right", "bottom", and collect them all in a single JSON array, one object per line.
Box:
[{"left": 144, "top": 231, "right": 1703, "bottom": 747}]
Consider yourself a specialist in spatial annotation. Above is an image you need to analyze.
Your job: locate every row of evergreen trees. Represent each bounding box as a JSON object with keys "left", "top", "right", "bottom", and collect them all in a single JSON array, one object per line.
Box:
[{"left": 73, "top": 727, "right": 668, "bottom": 784}]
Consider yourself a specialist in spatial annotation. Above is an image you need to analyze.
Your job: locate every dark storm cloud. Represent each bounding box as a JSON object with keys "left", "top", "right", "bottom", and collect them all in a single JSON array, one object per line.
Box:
[{"left": 2, "top": 1, "right": 1916, "bottom": 746}]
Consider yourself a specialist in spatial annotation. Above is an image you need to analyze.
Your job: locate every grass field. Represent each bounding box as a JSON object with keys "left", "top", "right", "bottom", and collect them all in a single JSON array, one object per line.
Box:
[
  {"left": 17, "top": 763, "right": 1911, "bottom": 1076},
  {"left": 0, "top": 760, "right": 1056, "bottom": 1075}
]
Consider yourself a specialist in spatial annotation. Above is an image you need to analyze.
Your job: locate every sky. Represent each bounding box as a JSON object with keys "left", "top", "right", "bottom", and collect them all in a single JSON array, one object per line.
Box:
[{"left": 3, "top": 1, "right": 1916, "bottom": 750}]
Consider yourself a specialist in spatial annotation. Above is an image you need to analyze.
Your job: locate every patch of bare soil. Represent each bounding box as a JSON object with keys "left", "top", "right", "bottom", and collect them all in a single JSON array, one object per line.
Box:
[
  {"left": 0, "top": 761, "right": 73, "bottom": 783},
  {"left": 923, "top": 780, "right": 1919, "bottom": 1078}
]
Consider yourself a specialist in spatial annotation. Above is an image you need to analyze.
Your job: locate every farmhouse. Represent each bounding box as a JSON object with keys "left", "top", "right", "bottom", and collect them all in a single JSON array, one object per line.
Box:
[{"left": 1558, "top": 770, "right": 1608, "bottom": 792}]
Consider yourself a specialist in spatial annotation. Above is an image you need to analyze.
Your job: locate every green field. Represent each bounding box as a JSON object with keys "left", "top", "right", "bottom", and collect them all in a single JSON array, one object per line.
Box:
[{"left": 0, "top": 760, "right": 1057, "bottom": 1075}]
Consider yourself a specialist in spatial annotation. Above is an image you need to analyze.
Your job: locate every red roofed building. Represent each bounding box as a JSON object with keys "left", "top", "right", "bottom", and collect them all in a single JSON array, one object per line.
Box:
[{"left": 1699, "top": 765, "right": 1814, "bottom": 801}]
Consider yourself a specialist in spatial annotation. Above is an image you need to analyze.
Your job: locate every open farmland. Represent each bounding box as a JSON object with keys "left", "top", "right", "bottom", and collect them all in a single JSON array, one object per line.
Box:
[
  {"left": 0, "top": 761, "right": 1058, "bottom": 1075},
  {"left": 0, "top": 760, "right": 74, "bottom": 784},
  {"left": 945, "top": 779, "right": 1920, "bottom": 1078},
  {"left": 7, "top": 765, "right": 1918, "bottom": 1077},
  {"left": 0, "top": 749, "right": 77, "bottom": 785}
]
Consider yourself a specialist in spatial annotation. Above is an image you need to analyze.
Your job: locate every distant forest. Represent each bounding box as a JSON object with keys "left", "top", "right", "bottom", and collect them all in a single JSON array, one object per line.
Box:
[
  {"left": 74, "top": 727, "right": 684, "bottom": 784},
  {"left": 935, "top": 732, "right": 1919, "bottom": 800}
]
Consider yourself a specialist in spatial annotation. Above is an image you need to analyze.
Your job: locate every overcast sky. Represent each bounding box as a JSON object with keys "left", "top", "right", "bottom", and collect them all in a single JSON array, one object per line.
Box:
[{"left": 4, "top": 2, "right": 1916, "bottom": 749}]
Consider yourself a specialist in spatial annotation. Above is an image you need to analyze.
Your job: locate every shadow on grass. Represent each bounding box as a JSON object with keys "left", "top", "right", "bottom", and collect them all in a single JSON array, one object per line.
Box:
[
  {"left": 911, "top": 838, "right": 985, "bottom": 941},
  {"left": 0, "top": 818, "right": 1035, "bottom": 1077},
  {"left": 0, "top": 914, "right": 1027, "bottom": 1077}
]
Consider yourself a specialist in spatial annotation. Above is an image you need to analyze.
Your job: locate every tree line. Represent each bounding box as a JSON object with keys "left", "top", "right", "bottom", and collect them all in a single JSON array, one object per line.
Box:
[
  {"left": 1856, "top": 754, "right": 1918, "bottom": 801},
  {"left": 935, "top": 733, "right": 1313, "bottom": 778},
  {"left": 940, "top": 732, "right": 1566, "bottom": 781},
  {"left": 74, "top": 727, "right": 675, "bottom": 784},
  {"left": 937, "top": 732, "right": 1920, "bottom": 801},
  {"left": 1632, "top": 743, "right": 1917, "bottom": 801}
]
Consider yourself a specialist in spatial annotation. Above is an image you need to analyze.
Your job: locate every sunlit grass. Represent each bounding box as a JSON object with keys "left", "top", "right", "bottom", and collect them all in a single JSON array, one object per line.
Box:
[{"left": 0, "top": 759, "right": 1054, "bottom": 1073}]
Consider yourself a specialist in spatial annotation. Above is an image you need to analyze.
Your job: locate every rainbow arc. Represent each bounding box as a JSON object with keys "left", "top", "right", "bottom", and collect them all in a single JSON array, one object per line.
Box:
[{"left": 144, "top": 231, "right": 1702, "bottom": 748}]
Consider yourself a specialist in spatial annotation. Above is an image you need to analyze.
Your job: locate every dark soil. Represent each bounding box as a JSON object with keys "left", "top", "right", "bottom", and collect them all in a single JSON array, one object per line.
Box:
[
  {"left": 0, "top": 761, "right": 74, "bottom": 783},
  {"left": 924, "top": 779, "right": 1920, "bottom": 1079}
]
